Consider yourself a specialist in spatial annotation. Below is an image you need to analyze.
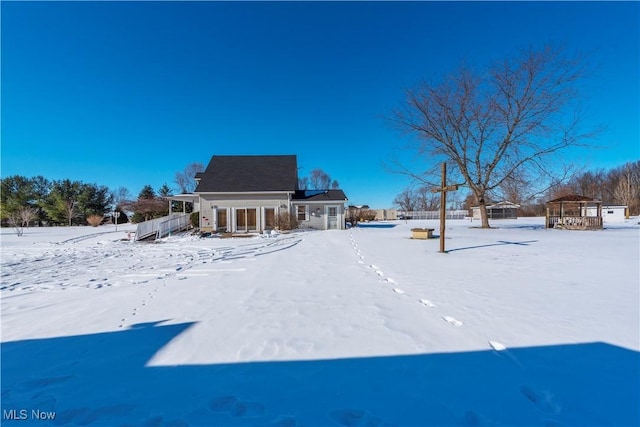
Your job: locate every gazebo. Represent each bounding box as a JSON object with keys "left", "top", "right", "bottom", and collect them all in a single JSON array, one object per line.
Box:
[{"left": 545, "top": 195, "right": 603, "bottom": 230}]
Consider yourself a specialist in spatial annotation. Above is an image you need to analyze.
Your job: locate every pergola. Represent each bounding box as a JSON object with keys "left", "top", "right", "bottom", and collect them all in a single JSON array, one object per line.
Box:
[{"left": 546, "top": 195, "right": 603, "bottom": 230}]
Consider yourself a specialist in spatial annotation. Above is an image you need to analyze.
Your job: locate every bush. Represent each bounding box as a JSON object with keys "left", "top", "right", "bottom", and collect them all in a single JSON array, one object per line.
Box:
[
  {"left": 190, "top": 211, "right": 199, "bottom": 228},
  {"left": 359, "top": 209, "right": 378, "bottom": 221},
  {"left": 87, "top": 215, "right": 103, "bottom": 227},
  {"left": 275, "top": 212, "right": 298, "bottom": 231},
  {"left": 346, "top": 208, "right": 377, "bottom": 226}
]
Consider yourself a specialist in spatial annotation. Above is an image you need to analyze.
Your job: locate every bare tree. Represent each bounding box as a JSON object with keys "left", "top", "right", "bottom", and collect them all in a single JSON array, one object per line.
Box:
[
  {"left": 309, "top": 169, "right": 332, "bottom": 189},
  {"left": 298, "top": 177, "right": 309, "bottom": 190},
  {"left": 414, "top": 186, "right": 440, "bottom": 210},
  {"left": 498, "top": 170, "right": 529, "bottom": 204},
  {"left": 8, "top": 206, "right": 37, "bottom": 236},
  {"left": 175, "top": 162, "right": 204, "bottom": 194},
  {"left": 393, "top": 45, "right": 597, "bottom": 227},
  {"left": 614, "top": 161, "right": 640, "bottom": 216},
  {"left": 112, "top": 186, "right": 132, "bottom": 208},
  {"left": 393, "top": 189, "right": 416, "bottom": 211}
]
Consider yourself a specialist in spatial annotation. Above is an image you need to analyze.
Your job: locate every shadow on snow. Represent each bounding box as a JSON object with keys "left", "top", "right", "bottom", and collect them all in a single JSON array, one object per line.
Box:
[
  {"left": 446, "top": 240, "right": 539, "bottom": 253},
  {"left": 2, "top": 321, "right": 638, "bottom": 427}
]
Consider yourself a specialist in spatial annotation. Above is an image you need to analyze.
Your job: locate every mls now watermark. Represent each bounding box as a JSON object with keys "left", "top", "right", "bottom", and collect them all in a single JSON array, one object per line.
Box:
[{"left": 3, "top": 409, "right": 57, "bottom": 421}]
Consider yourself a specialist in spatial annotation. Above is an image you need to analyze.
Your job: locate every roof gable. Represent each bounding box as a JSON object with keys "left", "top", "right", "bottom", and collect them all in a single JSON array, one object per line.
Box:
[
  {"left": 548, "top": 194, "right": 598, "bottom": 203},
  {"left": 194, "top": 155, "right": 298, "bottom": 193}
]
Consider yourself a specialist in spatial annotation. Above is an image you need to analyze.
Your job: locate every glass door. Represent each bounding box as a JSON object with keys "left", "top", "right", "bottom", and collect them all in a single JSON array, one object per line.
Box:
[
  {"left": 236, "top": 208, "right": 257, "bottom": 232},
  {"left": 217, "top": 209, "right": 227, "bottom": 232},
  {"left": 264, "top": 208, "right": 275, "bottom": 230},
  {"left": 327, "top": 206, "right": 338, "bottom": 229}
]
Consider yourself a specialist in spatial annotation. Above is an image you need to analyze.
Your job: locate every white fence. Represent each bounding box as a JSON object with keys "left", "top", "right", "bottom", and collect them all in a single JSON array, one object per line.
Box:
[
  {"left": 135, "top": 213, "right": 190, "bottom": 241},
  {"left": 398, "top": 210, "right": 469, "bottom": 220}
]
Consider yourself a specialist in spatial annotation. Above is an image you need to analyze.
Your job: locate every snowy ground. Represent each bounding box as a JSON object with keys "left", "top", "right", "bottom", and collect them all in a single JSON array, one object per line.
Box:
[{"left": 1, "top": 218, "right": 639, "bottom": 427}]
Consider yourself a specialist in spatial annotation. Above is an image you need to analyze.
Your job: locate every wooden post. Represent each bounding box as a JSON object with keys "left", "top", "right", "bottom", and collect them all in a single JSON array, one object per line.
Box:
[
  {"left": 431, "top": 162, "right": 459, "bottom": 253},
  {"left": 439, "top": 163, "right": 447, "bottom": 253}
]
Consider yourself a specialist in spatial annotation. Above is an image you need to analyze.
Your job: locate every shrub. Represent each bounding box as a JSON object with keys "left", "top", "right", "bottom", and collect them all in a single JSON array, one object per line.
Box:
[
  {"left": 359, "top": 209, "right": 378, "bottom": 222},
  {"left": 275, "top": 212, "right": 298, "bottom": 231},
  {"left": 87, "top": 215, "right": 103, "bottom": 227},
  {"left": 190, "top": 211, "right": 199, "bottom": 228}
]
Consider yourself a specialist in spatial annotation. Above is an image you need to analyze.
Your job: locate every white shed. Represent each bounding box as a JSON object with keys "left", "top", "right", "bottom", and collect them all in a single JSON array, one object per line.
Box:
[{"left": 601, "top": 205, "right": 628, "bottom": 223}]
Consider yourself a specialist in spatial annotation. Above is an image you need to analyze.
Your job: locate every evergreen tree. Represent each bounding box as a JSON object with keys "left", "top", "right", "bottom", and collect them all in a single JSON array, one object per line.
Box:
[
  {"left": 158, "top": 183, "right": 173, "bottom": 197},
  {"left": 138, "top": 185, "right": 156, "bottom": 200}
]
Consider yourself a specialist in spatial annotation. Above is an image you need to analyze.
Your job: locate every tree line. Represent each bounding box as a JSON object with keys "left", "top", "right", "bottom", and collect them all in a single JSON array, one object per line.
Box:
[
  {"left": 394, "top": 160, "right": 640, "bottom": 216},
  {"left": 1, "top": 163, "right": 206, "bottom": 231},
  {"left": 1, "top": 176, "right": 113, "bottom": 228}
]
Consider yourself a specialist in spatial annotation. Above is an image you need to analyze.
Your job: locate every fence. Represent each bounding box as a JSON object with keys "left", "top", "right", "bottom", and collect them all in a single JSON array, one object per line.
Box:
[
  {"left": 398, "top": 210, "right": 469, "bottom": 220},
  {"left": 135, "top": 213, "right": 190, "bottom": 241}
]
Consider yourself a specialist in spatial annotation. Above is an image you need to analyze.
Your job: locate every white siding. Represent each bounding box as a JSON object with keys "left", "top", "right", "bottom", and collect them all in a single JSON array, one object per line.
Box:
[
  {"left": 198, "top": 193, "right": 291, "bottom": 232},
  {"left": 602, "top": 206, "right": 627, "bottom": 223}
]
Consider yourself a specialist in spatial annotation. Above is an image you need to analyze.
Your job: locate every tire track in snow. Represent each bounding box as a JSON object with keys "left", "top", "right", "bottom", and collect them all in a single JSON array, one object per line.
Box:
[{"left": 2, "top": 234, "right": 302, "bottom": 293}]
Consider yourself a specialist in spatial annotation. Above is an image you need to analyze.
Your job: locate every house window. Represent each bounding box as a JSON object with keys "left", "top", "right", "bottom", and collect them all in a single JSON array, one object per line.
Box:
[{"left": 297, "top": 205, "right": 308, "bottom": 221}]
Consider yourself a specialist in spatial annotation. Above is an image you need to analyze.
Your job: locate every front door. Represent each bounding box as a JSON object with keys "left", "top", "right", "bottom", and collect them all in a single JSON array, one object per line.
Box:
[{"left": 327, "top": 206, "right": 338, "bottom": 229}]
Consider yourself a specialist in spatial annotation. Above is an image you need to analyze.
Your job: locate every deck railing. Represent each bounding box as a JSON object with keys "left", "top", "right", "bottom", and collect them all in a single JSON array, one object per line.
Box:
[
  {"left": 547, "top": 215, "right": 603, "bottom": 230},
  {"left": 135, "top": 213, "right": 191, "bottom": 241}
]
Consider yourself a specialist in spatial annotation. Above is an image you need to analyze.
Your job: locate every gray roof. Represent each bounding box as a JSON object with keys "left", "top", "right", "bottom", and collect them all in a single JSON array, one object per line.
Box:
[
  {"left": 293, "top": 189, "right": 348, "bottom": 202},
  {"left": 194, "top": 155, "right": 298, "bottom": 193}
]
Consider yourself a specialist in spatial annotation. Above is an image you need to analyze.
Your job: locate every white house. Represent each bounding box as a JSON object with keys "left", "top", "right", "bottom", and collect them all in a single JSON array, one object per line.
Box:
[{"left": 190, "top": 155, "right": 348, "bottom": 233}]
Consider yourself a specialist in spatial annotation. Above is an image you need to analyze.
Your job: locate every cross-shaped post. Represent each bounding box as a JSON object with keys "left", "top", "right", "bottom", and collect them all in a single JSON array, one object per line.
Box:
[{"left": 431, "top": 162, "right": 459, "bottom": 253}]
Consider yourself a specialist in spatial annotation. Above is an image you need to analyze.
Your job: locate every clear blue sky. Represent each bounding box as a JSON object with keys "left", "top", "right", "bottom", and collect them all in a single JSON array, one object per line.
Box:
[{"left": 2, "top": 1, "right": 638, "bottom": 208}]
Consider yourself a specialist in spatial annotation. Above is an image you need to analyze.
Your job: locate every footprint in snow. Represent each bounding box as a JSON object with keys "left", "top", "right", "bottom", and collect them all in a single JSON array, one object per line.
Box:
[
  {"left": 269, "top": 416, "right": 297, "bottom": 427},
  {"left": 209, "top": 396, "right": 237, "bottom": 413},
  {"left": 209, "top": 395, "right": 265, "bottom": 418},
  {"left": 520, "top": 386, "right": 561, "bottom": 415},
  {"left": 330, "top": 409, "right": 394, "bottom": 427},
  {"left": 489, "top": 341, "right": 506, "bottom": 351},
  {"left": 419, "top": 299, "right": 436, "bottom": 307},
  {"left": 393, "top": 288, "right": 405, "bottom": 294},
  {"left": 442, "top": 316, "right": 463, "bottom": 326},
  {"left": 383, "top": 278, "right": 397, "bottom": 284}
]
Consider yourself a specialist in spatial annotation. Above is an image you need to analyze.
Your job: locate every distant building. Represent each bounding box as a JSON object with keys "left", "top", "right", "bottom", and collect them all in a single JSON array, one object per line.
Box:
[
  {"left": 173, "top": 155, "right": 348, "bottom": 233},
  {"left": 375, "top": 209, "right": 398, "bottom": 221},
  {"left": 471, "top": 201, "right": 520, "bottom": 220},
  {"left": 601, "top": 205, "right": 628, "bottom": 223}
]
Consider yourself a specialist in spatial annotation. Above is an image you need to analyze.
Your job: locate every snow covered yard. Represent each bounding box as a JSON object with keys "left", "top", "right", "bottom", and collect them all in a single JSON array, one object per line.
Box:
[{"left": 1, "top": 218, "right": 639, "bottom": 427}]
